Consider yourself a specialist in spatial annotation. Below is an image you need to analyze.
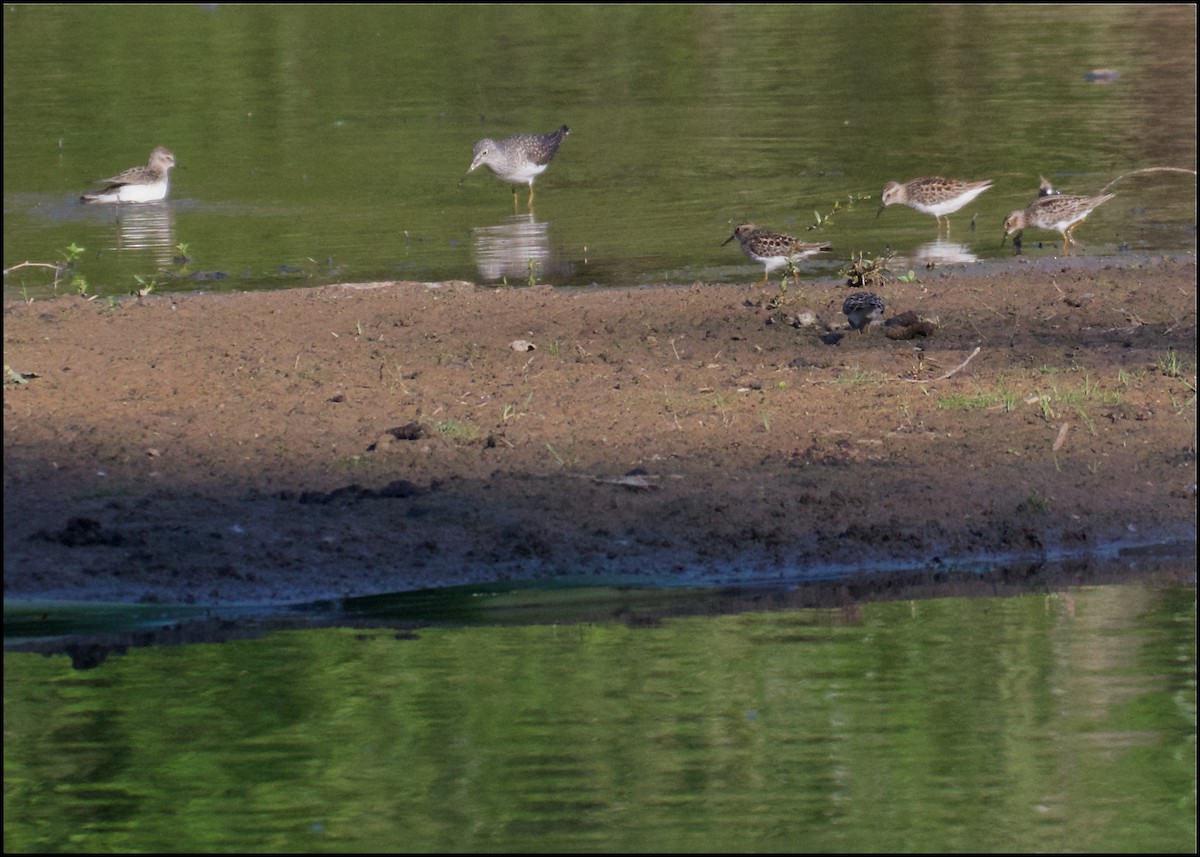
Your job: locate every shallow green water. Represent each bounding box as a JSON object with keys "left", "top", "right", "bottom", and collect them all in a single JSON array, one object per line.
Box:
[
  {"left": 5, "top": 583, "right": 1195, "bottom": 852},
  {"left": 3, "top": 5, "right": 1196, "bottom": 301}
]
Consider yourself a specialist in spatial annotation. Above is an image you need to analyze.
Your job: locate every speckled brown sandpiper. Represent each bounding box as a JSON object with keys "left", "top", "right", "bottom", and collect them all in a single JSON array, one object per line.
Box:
[
  {"left": 878, "top": 176, "right": 993, "bottom": 233},
  {"left": 722, "top": 223, "right": 832, "bottom": 287}
]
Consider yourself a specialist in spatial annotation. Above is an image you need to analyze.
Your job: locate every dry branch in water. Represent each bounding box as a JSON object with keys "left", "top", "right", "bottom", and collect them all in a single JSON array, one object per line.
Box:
[{"left": 1100, "top": 166, "right": 1197, "bottom": 194}]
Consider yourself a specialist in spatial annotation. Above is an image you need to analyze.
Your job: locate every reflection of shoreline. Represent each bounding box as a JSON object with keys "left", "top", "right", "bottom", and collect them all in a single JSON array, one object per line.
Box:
[
  {"left": 113, "top": 202, "right": 176, "bottom": 269},
  {"left": 898, "top": 238, "right": 979, "bottom": 267},
  {"left": 473, "top": 214, "right": 572, "bottom": 283}
]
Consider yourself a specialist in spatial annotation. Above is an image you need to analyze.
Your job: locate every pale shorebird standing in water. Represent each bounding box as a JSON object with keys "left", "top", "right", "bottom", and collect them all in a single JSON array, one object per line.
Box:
[
  {"left": 878, "top": 176, "right": 993, "bottom": 234},
  {"left": 1002, "top": 192, "right": 1116, "bottom": 255},
  {"left": 80, "top": 147, "right": 177, "bottom": 204},
  {"left": 461, "top": 125, "right": 570, "bottom": 210}
]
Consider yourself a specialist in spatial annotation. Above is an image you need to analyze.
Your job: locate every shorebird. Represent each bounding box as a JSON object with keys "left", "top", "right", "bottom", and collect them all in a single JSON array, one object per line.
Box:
[
  {"left": 461, "top": 125, "right": 570, "bottom": 209},
  {"left": 1038, "top": 175, "right": 1063, "bottom": 197},
  {"left": 722, "top": 223, "right": 832, "bottom": 288},
  {"left": 1002, "top": 193, "right": 1116, "bottom": 254},
  {"left": 842, "top": 291, "right": 885, "bottom": 333},
  {"left": 80, "top": 147, "right": 176, "bottom": 204},
  {"left": 878, "top": 176, "right": 993, "bottom": 234}
]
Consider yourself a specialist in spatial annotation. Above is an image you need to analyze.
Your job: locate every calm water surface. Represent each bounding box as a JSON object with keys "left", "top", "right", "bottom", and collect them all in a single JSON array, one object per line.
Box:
[
  {"left": 4, "top": 583, "right": 1195, "bottom": 852},
  {"left": 3, "top": 5, "right": 1196, "bottom": 301}
]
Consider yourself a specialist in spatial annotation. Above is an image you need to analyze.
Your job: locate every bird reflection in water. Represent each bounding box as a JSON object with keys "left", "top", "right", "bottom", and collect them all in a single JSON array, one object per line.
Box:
[
  {"left": 110, "top": 201, "right": 177, "bottom": 270},
  {"left": 472, "top": 214, "right": 572, "bottom": 285},
  {"left": 904, "top": 238, "right": 979, "bottom": 267}
]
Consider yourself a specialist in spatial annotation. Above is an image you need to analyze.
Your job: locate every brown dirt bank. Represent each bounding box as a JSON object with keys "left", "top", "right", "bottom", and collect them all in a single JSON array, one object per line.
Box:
[{"left": 4, "top": 256, "right": 1197, "bottom": 606}]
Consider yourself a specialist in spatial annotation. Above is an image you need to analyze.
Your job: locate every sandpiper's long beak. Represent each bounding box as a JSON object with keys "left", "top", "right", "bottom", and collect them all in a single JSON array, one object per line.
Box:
[
  {"left": 459, "top": 159, "right": 483, "bottom": 186},
  {"left": 721, "top": 232, "right": 737, "bottom": 247},
  {"left": 1000, "top": 230, "right": 1017, "bottom": 248},
  {"left": 876, "top": 203, "right": 886, "bottom": 219}
]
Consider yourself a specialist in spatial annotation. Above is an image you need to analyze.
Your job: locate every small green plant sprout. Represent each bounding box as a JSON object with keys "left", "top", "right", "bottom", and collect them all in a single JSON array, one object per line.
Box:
[
  {"left": 1075, "top": 406, "right": 1097, "bottom": 436},
  {"left": 132, "top": 274, "right": 156, "bottom": 297},
  {"left": 434, "top": 419, "right": 481, "bottom": 443},
  {"left": 527, "top": 258, "right": 539, "bottom": 287},
  {"left": 62, "top": 243, "right": 88, "bottom": 295},
  {"left": 783, "top": 260, "right": 803, "bottom": 292},
  {"left": 840, "top": 250, "right": 894, "bottom": 289},
  {"left": 173, "top": 242, "right": 191, "bottom": 264},
  {"left": 1157, "top": 349, "right": 1197, "bottom": 392},
  {"left": 897, "top": 269, "right": 918, "bottom": 283},
  {"left": 502, "top": 393, "right": 533, "bottom": 424},
  {"left": 1157, "top": 348, "right": 1182, "bottom": 376},
  {"left": 546, "top": 439, "right": 581, "bottom": 466},
  {"left": 1020, "top": 491, "right": 1050, "bottom": 513},
  {"left": 806, "top": 193, "right": 874, "bottom": 231}
]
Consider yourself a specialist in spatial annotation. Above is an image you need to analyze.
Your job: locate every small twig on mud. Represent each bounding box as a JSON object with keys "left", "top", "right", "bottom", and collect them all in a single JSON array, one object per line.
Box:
[
  {"left": 670, "top": 338, "right": 682, "bottom": 360},
  {"left": 970, "top": 293, "right": 1005, "bottom": 319},
  {"left": 898, "top": 346, "right": 981, "bottom": 383},
  {"left": 1052, "top": 422, "right": 1071, "bottom": 452}
]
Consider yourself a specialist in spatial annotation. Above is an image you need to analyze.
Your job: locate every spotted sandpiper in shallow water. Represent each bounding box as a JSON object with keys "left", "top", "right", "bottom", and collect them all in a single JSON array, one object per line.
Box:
[
  {"left": 461, "top": 125, "right": 569, "bottom": 209},
  {"left": 842, "top": 291, "right": 885, "bottom": 333},
  {"left": 80, "top": 147, "right": 176, "bottom": 204},
  {"left": 878, "top": 176, "right": 993, "bottom": 234},
  {"left": 722, "top": 223, "right": 832, "bottom": 288},
  {"left": 1002, "top": 192, "right": 1115, "bottom": 254}
]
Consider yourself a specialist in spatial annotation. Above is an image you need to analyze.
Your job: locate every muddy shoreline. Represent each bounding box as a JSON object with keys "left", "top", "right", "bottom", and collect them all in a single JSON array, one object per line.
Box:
[{"left": 4, "top": 255, "right": 1196, "bottom": 608}]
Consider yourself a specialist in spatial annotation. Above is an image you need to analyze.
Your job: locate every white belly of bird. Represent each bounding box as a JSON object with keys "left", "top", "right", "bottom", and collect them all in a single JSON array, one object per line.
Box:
[
  {"left": 914, "top": 184, "right": 991, "bottom": 217},
  {"left": 504, "top": 162, "right": 548, "bottom": 184},
  {"left": 95, "top": 181, "right": 169, "bottom": 203}
]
